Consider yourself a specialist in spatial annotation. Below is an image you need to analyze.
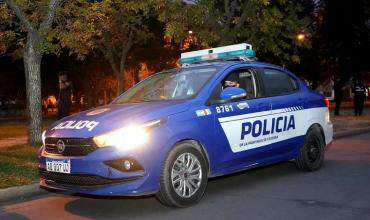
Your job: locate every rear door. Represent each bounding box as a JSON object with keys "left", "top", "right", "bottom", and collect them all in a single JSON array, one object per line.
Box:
[{"left": 259, "top": 67, "right": 307, "bottom": 158}]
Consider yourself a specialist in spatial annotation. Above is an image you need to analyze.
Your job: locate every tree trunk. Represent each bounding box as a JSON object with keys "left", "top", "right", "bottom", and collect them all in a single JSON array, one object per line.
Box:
[
  {"left": 116, "top": 72, "right": 124, "bottom": 97},
  {"left": 117, "top": 35, "right": 133, "bottom": 96},
  {"left": 83, "top": 80, "right": 93, "bottom": 109},
  {"left": 5, "top": 0, "right": 60, "bottom": 145},
  {"left": 24, "top": 34, "right": 43, "bottom": 145},
  {"left": 103, "top": 49, "right": 124, "bottom": 97}
]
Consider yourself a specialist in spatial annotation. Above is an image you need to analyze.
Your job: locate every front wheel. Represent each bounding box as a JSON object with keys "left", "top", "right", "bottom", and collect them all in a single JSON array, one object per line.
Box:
[
  {"left": 156, "top": 141, "right": 208, "bottom": 207},
  {"left": 295, "top": 125, "right": 325, "bottom": 171}
]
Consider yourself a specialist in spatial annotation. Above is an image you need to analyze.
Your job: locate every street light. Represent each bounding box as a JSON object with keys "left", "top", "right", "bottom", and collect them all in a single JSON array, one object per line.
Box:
[{"left": 297, "top": 33, "right": 305, "bottom": 41}]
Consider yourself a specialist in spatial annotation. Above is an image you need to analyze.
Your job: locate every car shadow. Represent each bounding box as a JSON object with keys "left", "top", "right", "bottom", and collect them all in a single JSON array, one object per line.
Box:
[
  {"left": 0, "top": 208, "right": 29, "bottom": 220},
  {"left": 63, "top": 161, "right": 324, "bottom": 218}
]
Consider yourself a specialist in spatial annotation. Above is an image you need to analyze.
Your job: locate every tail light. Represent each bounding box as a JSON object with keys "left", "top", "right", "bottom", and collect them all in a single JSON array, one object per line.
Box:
[{"left": 324, "top": 98, "right": 330, "bottom": 108}]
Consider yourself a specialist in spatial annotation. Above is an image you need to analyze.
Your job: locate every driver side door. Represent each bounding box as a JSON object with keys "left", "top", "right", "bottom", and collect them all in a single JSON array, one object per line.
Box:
[{"left": 208, "top": 67, "right": 272, "bottom": 175}]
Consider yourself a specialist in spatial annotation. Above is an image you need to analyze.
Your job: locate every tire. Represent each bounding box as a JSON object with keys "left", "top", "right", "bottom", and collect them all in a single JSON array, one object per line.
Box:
[
  {"left": 295, "top": 125, "right": 325, "bottom": 171},
  {"left": 156, "top": 141, "right": 208, "bottom": 207}
]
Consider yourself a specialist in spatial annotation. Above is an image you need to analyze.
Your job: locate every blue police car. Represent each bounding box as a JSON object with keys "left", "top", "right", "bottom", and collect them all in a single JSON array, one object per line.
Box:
[{"left": 39, "top": 43, "right": 333, "bottom": 207}]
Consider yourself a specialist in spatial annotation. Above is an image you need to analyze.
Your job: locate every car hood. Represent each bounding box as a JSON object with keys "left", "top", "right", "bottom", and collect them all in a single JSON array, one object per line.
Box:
[{"left": 46, "top": 100, "right": 190, "bottom": 138}]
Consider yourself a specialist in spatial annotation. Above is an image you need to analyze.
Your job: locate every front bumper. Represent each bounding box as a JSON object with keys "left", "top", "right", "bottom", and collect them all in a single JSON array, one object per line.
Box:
[
  {"left": 39, "top": 173, "right": 153, "bottom": 196},
  {"left": 38, "top": 145, "right": 162, "bottom": 196}
]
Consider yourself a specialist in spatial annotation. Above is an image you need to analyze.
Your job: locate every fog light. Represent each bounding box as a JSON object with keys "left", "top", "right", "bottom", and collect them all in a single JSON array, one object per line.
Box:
[
  {"left": 104, "top": 158, "right": 144, "bottom": 172},
  {"left": 124, "top": 160, "right": 131, "bottom": 170}
]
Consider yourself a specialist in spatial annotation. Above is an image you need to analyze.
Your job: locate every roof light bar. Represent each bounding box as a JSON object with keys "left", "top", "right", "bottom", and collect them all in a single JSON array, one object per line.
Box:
[{"left": 178, "top": 43, "right": 256, "bottom": 65}]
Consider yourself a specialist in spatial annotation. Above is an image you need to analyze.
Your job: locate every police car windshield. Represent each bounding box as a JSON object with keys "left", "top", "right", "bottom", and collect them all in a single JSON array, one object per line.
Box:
[{"left": 114, "top": 67, "right": 219, "bottom": 103}]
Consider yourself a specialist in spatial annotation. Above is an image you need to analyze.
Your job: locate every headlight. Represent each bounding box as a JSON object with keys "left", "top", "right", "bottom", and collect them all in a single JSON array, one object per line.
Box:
[
  {"left": 93, "top": 118, "right": 165, "bottom": 150},
  {"left": 42, "top": 130, "right": 46, "bottom": 146},
  {"left": 93, "top": 126, "right": 149, "bottom": 150}
]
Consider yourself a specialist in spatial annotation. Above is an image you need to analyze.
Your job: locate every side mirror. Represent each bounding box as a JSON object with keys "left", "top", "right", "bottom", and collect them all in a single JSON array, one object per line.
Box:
[{"left": 220, "top": 87, "right": 247, "bottom": 101}]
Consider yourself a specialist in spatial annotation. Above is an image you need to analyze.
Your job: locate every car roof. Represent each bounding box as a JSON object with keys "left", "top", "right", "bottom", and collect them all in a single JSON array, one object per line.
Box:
[{"left": 181, "top": 60, "right": 285, "bottom": 72}]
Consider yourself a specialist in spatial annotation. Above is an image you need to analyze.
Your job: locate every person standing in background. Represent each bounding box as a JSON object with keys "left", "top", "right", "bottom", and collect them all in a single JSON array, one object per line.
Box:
[
  {"left": 57, "top": 71, "right": 73, "bottom": 119},
  {"left": 352, "top": 79, "right": 366, "bottom": 116},
  {"left": 334, "top": 78, "right": 344, "bottom": 116}
]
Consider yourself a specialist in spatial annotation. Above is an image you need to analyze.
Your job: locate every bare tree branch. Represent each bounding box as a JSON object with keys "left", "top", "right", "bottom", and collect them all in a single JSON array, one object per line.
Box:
[
  {"left": 99, "top": 43, "right": 120, "bottom": 77},
  {"left": 99, "top": 32, "right": 120, "bottom": 76},
  {"left": 234, "top": 8, "right": 248, "bottom": 32},
  {"left": 39, "top": 0, "right": 61, "bottom": 31},
  {"left": 224, "top": 0, "right": 236, "bottom": 29},
  {"left": 222, "top": 0, "right": 237, "bottom": 40},
  {"left": 4, "top": 0, "right": 35, "bottom": 32},
  {"left": 205, "top": 7, "right": 222, "bottom": 31},
  {"left": 224, "top": 0, "right": 230, "bottom": 21},
  {"left": 119, "top": 31, "right": 134, "bottom": 73}
]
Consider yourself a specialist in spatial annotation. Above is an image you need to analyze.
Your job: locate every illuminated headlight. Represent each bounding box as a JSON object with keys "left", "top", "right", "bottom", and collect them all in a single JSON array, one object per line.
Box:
[
  {"left": 42, "top": 130, "right": 46, "bottom": 146},
  {"left": 93, "top": 126, "right": 149, "bottom": 150},
  {"left": 93, "top": 118, "right": 165, "bottom": 150}
]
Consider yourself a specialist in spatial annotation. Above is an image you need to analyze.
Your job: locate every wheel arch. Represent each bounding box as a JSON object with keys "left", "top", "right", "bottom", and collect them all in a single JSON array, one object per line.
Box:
[
  {"left": 172, "top": 139, "right": 211, "bottom": 176},
  {"left": 295, "top": 122, "right": 326, "bottom": 171},
  {"left": 306, "top": 123, "right": 325, "bottom": 144}
]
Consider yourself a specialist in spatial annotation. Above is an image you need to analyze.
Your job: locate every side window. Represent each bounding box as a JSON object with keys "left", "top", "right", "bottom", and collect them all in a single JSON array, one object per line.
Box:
[
  {"left": 262, "top": 69, "right": 299, "bottom": 96},
  {"left": 238, "top": 69, "right": 257, "bottom": 98},
  {"left": 209, "top": 68, "right": 258, "bottom": 103}
]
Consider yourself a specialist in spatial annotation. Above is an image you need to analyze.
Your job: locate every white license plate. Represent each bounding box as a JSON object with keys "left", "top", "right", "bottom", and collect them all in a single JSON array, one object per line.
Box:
[{"left": 46, "top": 159, "right": 71, "bottom": 174}]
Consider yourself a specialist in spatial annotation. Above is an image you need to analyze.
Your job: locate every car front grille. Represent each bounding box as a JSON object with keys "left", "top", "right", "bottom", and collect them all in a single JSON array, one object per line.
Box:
[
  {"left": 39, "top": 169, "right": 142, "bottom": 187},
  {"left": 44, "top": 137, "right": 97, "bottom": 156}
]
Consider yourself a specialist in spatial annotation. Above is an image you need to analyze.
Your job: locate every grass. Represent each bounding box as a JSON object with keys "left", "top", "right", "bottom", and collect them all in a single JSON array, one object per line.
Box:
[
  {"left": 0, "top": 144, "right": 39, "bottom": 188},
  {"left": 0, "top": 124, "right": 28, "bottom": 139},
  {"left": 0, "top": 119, "right": 54, "bottom": 189},
  {"left": 0, "top": 119, "right": 55, "bottom": 139}
]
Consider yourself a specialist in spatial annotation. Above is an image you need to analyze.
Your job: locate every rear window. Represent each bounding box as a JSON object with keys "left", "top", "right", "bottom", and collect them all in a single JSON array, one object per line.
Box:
[{"left": 262, "top": 69, "right": 299, "bottom": 96}]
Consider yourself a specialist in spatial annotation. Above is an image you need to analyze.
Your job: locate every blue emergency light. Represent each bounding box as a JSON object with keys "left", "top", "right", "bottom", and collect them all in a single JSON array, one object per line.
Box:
[{"left": 178, "top": 43, "right": 256, "bottom": 65}]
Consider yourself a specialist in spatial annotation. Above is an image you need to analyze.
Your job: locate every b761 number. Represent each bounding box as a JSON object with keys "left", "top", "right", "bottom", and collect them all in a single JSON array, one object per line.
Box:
[{"left": 216, "top": 105, "right": 234, "bottom": 113}]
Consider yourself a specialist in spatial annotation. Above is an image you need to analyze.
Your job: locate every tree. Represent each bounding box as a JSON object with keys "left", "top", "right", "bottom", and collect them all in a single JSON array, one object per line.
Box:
[
  {"left": 54, "top": 0, "right": 163, "bottom": 95},
  {"left": 1, "top": 0, "right": 61, "bottom": 145},
  {"left": 125, "top": 19, "right": 183, "bottom": 80},
  {"left": 162, "top": 0, "right": 312, "bottom": 65},
  {"left": 291, "top": 0, "right": 370, "bottom": 85},
  {"left": 319, "top": 0, "right": 369, "bottom": 80}
]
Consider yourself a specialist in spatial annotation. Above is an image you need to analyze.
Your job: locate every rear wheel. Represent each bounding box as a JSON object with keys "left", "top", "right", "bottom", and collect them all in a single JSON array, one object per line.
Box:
[
  {"left": 295, "top": 125, "right": 325, "bottom": 171},
  {"left": 156, "top": 141, "right": 208, "bottom": 207}
]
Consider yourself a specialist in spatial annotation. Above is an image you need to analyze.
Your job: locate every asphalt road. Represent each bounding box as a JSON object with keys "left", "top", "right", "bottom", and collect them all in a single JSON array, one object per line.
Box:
[{"left": 1, "top": 133, "right": 370, "bottom": 220}]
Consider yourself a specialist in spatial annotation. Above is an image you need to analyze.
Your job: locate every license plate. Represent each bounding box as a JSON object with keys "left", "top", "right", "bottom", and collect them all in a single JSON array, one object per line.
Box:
[{"left": 46, "top": 159, "right": 71, "bottom": 174}]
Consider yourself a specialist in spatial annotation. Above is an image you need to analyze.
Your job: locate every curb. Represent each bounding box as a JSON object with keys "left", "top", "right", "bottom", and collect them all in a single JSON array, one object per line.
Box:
[
  {"left": 0, "top": 183, "right": 49, "bottom": 205},
  {"left": 1, "top": 127, "right": 370, "bottom": 205},
  {"left": 333, "top": 126, "right": 370, "bottom": 139}
]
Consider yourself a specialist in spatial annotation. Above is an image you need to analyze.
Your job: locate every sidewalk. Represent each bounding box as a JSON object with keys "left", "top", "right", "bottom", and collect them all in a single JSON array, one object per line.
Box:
[
  {"left": 329, "top": 100, "right": 370, "bottom": 109},
  {"left": 330, "top": 107, "right": 370, "bottom": 132}
]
